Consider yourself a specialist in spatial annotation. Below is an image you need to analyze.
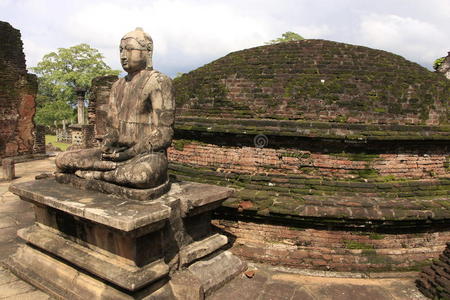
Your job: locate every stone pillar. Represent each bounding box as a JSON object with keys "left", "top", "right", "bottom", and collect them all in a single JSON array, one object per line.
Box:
[
  {"left": 33, "top": 125, "right": 46, "bottom": 154},
  {"left": 2, "top": 158, "right": 15, "bottom": 180},
  {"left": 81, "top": 124, "right": 95, "bottom": 148},
  {"left": 75, "top": 88, "right": 86, "bottom": 125}
]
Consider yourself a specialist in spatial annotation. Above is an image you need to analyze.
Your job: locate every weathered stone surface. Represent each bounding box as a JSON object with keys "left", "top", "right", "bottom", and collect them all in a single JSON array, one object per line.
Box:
[
  {"left": 9, "top": 179, "right": 171, "bottom": 232},
  {"left": 88, "top": 75, "right": 119, "bottom": 137},
  {"left": 7, "top": 177, "right": 243, "bottom": 299},
  {"left": 2, "top": 158, "right": 15, "bottom": 180},
  {"left": 188, "top": 251, "right": 247, "bottom": 296},
  {"left": 0, "top": 21, "right": 38, "bottom": 159},
  {"left": 56, "top": 27, "right": 175, "bottom": 190},
  {"left": 18, "top": 225, "right": 169, "bottom": 290},
  {"left": 56, "top": 172, "right": 171, "bottom": 201},
  {"left": 4, "top": 245, "right": 174, "bottom": 300},
  {"left": 169, "top": 272, "right": 204, "bottom": 300},
  {"left": 179, "top": 233, "right": 228, "bottom": 267}
]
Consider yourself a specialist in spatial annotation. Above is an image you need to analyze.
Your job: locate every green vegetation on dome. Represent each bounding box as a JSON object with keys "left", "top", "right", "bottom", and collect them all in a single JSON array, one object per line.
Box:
[
  {"left": 174, "top": 40, "right": 449, "bottom": 128},
  {"left": 433, "top": 56, "right": 446, "bottom": 70},
  {"left": 266, "top": 31, "right": 304, "bottom": 44}
]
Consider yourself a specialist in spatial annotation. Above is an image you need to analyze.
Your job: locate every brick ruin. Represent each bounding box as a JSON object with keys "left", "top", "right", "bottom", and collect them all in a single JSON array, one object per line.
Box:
[
  {"left": 0, "top": 21, "right": 39, "bottom": 159},
  {"left": 437, "top": 52, "right": 450, "bottom": 80},
  {"left": 90, "top": 40, "right": 449, "bottom": 273},
  {"left": 170, "top": 40, "right": 450, "bottom": 272},
  {"left": 417, "top": 242, "right": 450, "bottom": 299},
  {"left": 88, "top": 75, "right": 118, "bottom": 138}
]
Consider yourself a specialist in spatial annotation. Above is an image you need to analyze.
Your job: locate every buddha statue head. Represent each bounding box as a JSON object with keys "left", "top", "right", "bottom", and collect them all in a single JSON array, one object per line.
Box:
[{"left": 120, "top": 27, "right": 153, "bottom": 74}]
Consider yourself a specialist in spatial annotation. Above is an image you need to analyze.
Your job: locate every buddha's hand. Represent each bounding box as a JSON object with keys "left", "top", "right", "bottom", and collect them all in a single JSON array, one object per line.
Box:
[
  {"left": 102, "top": 130, "right": 119, "bottom": 153},
  {"left": 101, "top": 147, "right": 134, "bottom": 162}
]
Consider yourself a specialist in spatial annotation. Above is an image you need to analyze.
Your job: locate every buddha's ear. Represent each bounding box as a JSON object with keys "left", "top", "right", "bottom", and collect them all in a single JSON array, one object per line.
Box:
[{"left": 146, "top": 52, "right": 153, "bottom": 70}]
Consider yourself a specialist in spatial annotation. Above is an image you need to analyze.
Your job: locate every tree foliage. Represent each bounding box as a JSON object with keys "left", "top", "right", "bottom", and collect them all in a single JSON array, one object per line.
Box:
[
  {"left": 32, "top": 43, "right": 120, "bottom": 126},
  {"left": 267, "top": 31, "right": 304, "bottom": 44},
  {"left": 433, "top": 56, "right": 445, "bottom": 71},
  {"left": 34, "top": 99, "right": 76, "bottom": 126}
]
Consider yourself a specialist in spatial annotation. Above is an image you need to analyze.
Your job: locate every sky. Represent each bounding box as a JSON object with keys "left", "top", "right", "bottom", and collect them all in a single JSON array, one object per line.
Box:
[{"left": 1, "top": 0, "right": 449, "bottom": 78}]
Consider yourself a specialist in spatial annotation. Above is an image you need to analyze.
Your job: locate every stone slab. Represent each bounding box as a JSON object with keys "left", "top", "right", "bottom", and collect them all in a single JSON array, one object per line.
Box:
[
  {"left": 56, "top": 173, "right": 171, "bottom": 201},
  {"left": 4, "top": 245, "right": 174, "bottom": 300},
  {"left": 179, "top": 233, "right": 228, "bottom": 267},
  {"left": 18, "top": 224, "right": 169, "bottom": 291},
  {"left": 9, "top": 179, "right": 171, "bottom": 232},
  {"left": 9, "top": 179, "right": 234, "bottom": 231},
  {"left": 188, "top": 251, "right": 247, "bottom": 296}
]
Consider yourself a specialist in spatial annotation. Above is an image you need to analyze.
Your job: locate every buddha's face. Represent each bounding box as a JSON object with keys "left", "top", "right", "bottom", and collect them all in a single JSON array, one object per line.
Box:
[{"left": 120, "top": 38, "right": 147, "bottom": 74}]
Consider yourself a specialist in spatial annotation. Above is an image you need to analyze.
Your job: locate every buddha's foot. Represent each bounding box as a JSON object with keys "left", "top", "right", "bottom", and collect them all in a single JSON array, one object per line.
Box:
[{"left": 75, "top": 170, "right": 103, "bottom": 180}]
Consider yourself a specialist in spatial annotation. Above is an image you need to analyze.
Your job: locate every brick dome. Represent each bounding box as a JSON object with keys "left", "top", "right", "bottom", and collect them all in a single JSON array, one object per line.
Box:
[{"left": 174, "top": 40, "right": 449, "bottom": 140}]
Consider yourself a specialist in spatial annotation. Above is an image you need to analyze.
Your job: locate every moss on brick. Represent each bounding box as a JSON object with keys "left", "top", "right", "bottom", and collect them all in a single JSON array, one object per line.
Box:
[{"left": 174, "top": 39, "right": 450, "bottom": 132}]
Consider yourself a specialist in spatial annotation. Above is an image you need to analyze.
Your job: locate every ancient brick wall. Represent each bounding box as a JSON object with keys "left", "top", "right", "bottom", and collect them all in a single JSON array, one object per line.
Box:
[
  {"left": 213, "top": 220, "right": 450, "bottom": 272},
  {"left": 0, "top": 22, "right": 38, "bottom": 159},
  {"left": 174, "top": 40, "right": 449, "bottom": 126},
  {"left": 417, "top": 243, "right": 450, "bottom": 299},
  {"left": 88, "top": 75, "right": 118, "bottom": 138},
  {"left": 169, "top": 143, "right": 448, "bottom": 180}
]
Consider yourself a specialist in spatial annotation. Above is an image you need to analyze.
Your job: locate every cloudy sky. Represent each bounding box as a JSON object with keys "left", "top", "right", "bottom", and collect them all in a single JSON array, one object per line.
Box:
[{"left": 1, "top": 0, "right": 449, "bottom": 77}]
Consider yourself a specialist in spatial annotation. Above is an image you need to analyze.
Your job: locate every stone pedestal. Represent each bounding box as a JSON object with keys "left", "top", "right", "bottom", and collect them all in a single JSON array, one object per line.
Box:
[
  {"left": 2, "top": 158, "right": 15, "bottom": 180},
  {"left": 5, "top": 179, "right": 246, "bottom": 299}
]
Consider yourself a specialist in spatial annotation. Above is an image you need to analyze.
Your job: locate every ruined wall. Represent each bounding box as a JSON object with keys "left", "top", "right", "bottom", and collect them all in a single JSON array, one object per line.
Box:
[
  {"left": 169, "top": 143, "right": 448, "bottom": 180},
  {"left": 417, "top": 243, "right": 450, "bottom": 299},
  {"left": 170, "top": 40, "right": 450, "bottom": 272},
  {"left": 437, "top": 52, "right": 450, "bottom": 80},
  {"left": 0, "top": 21, "right": 38, "bottom": 159},
  {"left": 214, "top": 220, "right": 450, "bottom": 272},
  {"left": 174, "top": 40, "right": 449, "bottom": 126},
  {"left": 88, "top": 75, "right": 118, "bottom": 138}
]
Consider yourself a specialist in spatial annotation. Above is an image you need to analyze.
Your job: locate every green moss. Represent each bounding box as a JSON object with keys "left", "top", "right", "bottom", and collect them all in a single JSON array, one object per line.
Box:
[
  {"left": 283, "top": 152, "right": 311, "bottom": 159},
  {"left": 331, "top": 152, "right": 379, "bottom": 162},
  {"left": 368, "top": 233, "right": 385, "bottom": 240},
  {"left": 344, "top": 240, "right": 374, "bottom": 250},
  {"left": 350, "top": 168, "right": 378, "bottom": 178},
  {"left": 172, "top": 139, "right": 206, "bottom": 151},
  {"left": 361, "top": 249, "right": 397, "bottom": 266}
]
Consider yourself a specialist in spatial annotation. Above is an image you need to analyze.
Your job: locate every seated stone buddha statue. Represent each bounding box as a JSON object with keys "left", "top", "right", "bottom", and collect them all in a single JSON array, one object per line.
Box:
[{"left": 55, "top": 28, "right": 175, "bottom": 190}]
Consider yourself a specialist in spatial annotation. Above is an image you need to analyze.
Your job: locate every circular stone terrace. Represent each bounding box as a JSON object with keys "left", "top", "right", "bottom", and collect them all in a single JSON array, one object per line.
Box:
[{"left": 169, "top": 39, "right": 450, "bottom": 272}]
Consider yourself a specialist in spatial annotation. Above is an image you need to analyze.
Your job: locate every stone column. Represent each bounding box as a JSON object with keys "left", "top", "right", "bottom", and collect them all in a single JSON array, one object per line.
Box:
[
  {"left": 75, "top": 88, "right": 86, "bottom": 125},
  {"left": 2, "top": 158, "right": 15, "bottom": 180}
]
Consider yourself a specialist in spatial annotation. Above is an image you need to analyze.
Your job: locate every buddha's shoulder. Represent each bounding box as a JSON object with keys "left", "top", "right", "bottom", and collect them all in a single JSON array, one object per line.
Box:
[{"left": 145, "top": 69, "right": 172, "bottom": 83}]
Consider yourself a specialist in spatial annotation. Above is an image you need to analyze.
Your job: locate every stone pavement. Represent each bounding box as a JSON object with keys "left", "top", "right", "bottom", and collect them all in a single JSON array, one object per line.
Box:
[{"left": 0, "top": 158, "right": 428, "bottom": 300}]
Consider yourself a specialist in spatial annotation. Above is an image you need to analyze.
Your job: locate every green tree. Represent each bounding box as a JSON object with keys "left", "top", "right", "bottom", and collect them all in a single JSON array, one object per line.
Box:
[
  {"left": 32, "top": 43, "right": 120, "bottom": 126},
  {"left": 267, "top": 31, "right": 304, "bottom": 44},
  {"left": 433, "top": 56, "right": 445, "bottom": 71},
  {"left": 34, "top": 99, "right": 76, "bottom": 126}
]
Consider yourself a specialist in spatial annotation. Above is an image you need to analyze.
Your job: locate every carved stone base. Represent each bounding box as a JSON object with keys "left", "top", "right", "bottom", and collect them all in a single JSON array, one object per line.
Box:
[
  {"left": 55, "top": 172, "right": 171, "bottom": 201},
  {"left": 7, "top": 178, "right": 246, "bottom": 299}
]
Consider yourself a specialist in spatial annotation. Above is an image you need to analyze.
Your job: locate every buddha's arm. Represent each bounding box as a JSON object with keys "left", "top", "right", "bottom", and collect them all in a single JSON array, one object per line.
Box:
[
  {"left": 102, "top": 81, "right": 120, "bottom": 153},
  {"left": 146, "top": 74, "right": 175, "bottom": 151},
  {"left": 103, "top": 74, "right": 175, "bottom": 161}
]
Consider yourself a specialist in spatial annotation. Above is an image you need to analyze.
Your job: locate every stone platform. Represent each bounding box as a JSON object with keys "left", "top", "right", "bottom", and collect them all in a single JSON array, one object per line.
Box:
[{"left": 5, "top": 178, "right": 246, "bottom": 299}]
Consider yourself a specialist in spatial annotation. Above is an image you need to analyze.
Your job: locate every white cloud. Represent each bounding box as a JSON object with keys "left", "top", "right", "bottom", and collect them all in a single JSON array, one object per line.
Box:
[
  {"left": 1, "top": 0, "right": 449, "bottom": 76},
  {"left": 358, "top": 14, "right": 447, "bottom": 67}
]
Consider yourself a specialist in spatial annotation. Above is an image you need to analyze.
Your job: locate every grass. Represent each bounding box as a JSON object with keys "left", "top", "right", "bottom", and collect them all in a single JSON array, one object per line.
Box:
[{"left": 45, "top": 135, "right": 71, "bottom": 151}]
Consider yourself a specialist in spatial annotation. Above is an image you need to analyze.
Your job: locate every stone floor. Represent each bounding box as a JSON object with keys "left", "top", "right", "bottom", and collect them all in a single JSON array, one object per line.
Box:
[{"left": 0, "top": 157, "right": 428, "bottom": 300}]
